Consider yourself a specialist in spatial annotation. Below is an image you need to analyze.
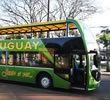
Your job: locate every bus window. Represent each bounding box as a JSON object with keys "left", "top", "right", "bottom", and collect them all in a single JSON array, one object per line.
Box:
[
  {"left": 24, "top": 53, "right": 32, "bottom": 66},
  {"left": 41, "top": 52, "right": 50, "bottom": 64},
  {"left": 17, "top": 52, "right": 34, "bottom": 66},
  {"left": 37, "top": 52, "right": 53, "bottom": 67},
  {"left": 0, "top": 52, "right": 2, "bottom": 64},
  {"left": 36, "top": 53, "right": 42, "bottom": 64},
  {"left": 8, "top": 53, "right": 14, "bottom": 65},
  {"left": 16, "top": 53, "right": 20, "bottom": 65},
  {"left": 69, "top": 28, "right": 81, "bottom": 37},
  {"left": 55, "top": 53, "right": 69, "bottom": 69},
  {"left": 0, "top": 52, "right": 6, "bottom": 65},
  {"left": 11, "top": 52, "right": 53, "bottom": 67},
  {"left": 21, "top": 53, "right": 25, "bottom": 65}
]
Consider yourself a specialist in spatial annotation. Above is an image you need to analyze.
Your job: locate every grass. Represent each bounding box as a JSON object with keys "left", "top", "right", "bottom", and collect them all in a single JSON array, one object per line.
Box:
[{"left": 101, "top": 66, "right": 106, "bottom": 69}]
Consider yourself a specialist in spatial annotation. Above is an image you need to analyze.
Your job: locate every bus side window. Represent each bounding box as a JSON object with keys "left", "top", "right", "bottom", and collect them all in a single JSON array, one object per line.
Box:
[
  {"left": 0, "top": 52, "right": 2, "bottom": 65},
  {"left": 36, "top": 53, "right": 41, "bottom": 64},
  {"left": 8, "top": 53, "right": 14, "bottom": 65},
  {"left": 55, "top": 53, "right": 69, "bottom": 69},
  {"left": 4, "top": 52, "right": 53, "bottom": 67},
  {"left": 0, "top": 52, "right": 6, "bottom": 65},
  {"left": 36, "top": 52, "right": 53, "bottom": 67}
]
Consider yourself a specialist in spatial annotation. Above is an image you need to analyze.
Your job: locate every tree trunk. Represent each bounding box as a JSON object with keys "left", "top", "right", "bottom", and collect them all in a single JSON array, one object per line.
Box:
[{"left": 106, "top": 47, "right": 110, "bottom": 72}]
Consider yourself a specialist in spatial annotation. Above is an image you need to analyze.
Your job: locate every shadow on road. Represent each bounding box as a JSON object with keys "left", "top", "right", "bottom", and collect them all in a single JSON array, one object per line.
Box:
[{"left": 0, "top": 78, "right": 109, "bottom": 100}]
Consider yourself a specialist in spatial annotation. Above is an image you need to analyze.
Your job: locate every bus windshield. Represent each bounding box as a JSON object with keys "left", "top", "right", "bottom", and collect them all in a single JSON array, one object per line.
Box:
[{"left": 82, "top": 23, "right": 99, "bottom": 52}]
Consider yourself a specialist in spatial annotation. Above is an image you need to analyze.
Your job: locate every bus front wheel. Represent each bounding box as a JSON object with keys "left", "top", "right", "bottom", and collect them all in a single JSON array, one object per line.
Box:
[{"left": 38, "top": 73, "right": 53, "bottom": 89}]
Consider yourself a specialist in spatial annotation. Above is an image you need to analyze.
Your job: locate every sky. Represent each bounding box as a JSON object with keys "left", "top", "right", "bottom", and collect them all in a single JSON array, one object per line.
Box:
[
  {"left": 0, "top": 0, "right": 109, "bottom": 36},
  {"left": 85, "top": 0, "right": 110, "bottom": 35}
]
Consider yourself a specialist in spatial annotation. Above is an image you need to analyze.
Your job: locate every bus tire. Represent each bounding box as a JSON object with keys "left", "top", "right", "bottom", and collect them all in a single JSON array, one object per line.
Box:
[{"left": 38, "top": 73, "right": 53, "bottom": 89}]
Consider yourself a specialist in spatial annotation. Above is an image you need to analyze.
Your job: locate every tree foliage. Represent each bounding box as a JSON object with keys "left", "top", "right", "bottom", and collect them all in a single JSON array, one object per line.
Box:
[
  {"left": 0, "top": 0, "right": 97, "bottom": 25},
  {"left": 98, "top": 29, "right": 110, "bottom": 72},
  {"left": 55, "top": 0, "right": 97, "bottom": 20},
  {"left": 0, "top": 0, "right": 48, "bottom": 25},
  {"left": 99, "top": 29, "right": 110, "bottom": 47}
]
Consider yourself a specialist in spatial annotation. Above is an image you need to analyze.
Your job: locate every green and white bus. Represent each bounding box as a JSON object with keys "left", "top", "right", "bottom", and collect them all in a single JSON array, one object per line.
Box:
[{"left": 0, "top": 19, "right": 101, "bottom": 91}]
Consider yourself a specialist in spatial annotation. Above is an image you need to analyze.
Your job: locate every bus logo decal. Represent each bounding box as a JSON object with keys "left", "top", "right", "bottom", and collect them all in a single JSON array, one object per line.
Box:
[{"left": 0, "top": 40, "right": 40, "bottom": 51}]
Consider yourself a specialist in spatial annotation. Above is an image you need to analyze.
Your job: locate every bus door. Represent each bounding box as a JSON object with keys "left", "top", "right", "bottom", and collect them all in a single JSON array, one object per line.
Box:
[
  {"left": 71, "top": 54, "right": 87, "bottom": 88},
  {"left": 54, "top": 53, "right": 70, "bottom": 81}
]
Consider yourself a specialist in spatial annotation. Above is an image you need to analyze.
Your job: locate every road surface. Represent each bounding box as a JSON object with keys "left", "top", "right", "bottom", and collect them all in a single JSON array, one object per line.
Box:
[{"left": 0, "top": 74, "right": 110, "bottom": 100}]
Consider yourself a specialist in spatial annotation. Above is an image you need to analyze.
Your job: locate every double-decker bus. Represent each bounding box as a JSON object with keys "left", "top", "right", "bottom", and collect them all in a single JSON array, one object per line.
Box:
[{"left": 0, "top": 19, "right": 101, "bottom": 90}]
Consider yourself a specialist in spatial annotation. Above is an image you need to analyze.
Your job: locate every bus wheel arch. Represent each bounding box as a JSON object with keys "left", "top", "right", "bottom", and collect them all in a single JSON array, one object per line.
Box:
[{"left": 36, "top": 72, "right": 53, "bottom": 89}]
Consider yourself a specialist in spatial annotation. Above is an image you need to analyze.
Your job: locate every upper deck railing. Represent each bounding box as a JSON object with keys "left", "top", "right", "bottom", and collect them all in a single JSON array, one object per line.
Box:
[
  {"left": 0, "top": 19, "right": 81, "bottom": 40},
  {"left": 0, "top": 20, "right": 76, "bottom": 34}
]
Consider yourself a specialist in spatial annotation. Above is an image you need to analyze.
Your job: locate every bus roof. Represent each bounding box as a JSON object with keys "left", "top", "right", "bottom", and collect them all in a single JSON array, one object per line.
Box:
[{"left": 0, "top": 19, "right": 77, "bottom": 35}]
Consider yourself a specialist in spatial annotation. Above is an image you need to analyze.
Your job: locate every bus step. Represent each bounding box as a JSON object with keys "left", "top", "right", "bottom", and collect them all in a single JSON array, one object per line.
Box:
[{"left": 71, "top": 87, "right": 85, "bottom": 90}]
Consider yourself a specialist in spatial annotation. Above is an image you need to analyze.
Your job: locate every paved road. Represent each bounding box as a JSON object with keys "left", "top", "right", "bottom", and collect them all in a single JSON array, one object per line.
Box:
[{"left": 0, "top": 74, "right": 110, "bottom": 100}]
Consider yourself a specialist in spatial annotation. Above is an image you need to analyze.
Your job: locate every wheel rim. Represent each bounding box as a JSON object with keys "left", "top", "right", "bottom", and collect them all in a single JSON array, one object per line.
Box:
[{"left": 41, "top": 77, "right": 50, "bottom": 88}]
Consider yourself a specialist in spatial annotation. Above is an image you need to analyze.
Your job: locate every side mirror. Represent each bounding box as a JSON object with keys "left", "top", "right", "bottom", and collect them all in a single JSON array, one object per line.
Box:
[
  {"left": 93, "top": 55, "right": 98, "bottom": 67},
  {"left": 93, "top": 55, "right": 100, "bottom": 67}
]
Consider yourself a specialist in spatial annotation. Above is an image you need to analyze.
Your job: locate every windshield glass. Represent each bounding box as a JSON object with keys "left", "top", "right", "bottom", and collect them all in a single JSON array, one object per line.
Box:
[
  {"left": 82, "top": 23, "right": 99, "bottom": 52},
  {"left": 83, "top": 24, "right": 96, "bottom": 42}
]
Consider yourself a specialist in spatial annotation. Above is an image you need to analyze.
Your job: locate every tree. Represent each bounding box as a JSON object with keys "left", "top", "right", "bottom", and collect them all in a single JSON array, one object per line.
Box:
[
  {"left": 98, "top": 29, "right": 110, "bottom": 72},
  {"left": 52, "top": 0, "right": 97, "bottom": 20},
  {"left": 0, "top": 0, "right": 48, "bottom": 25},
  {"left": 0, "top": 0, "right": 97, "bottom": 25}
]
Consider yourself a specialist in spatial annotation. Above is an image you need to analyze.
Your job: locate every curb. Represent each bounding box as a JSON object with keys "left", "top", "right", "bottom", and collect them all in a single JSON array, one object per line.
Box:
[{"left": 101, "top": 71, "right": 110, "bottom": 75}]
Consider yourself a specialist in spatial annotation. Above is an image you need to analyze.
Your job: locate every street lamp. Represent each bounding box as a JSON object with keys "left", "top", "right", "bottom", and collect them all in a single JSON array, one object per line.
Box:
[
  {"left": 47, "top": 0, "right": 50, "bottom": 38},
  {"left": 47, "top": 0, "right": 50, "bottom": 21}
]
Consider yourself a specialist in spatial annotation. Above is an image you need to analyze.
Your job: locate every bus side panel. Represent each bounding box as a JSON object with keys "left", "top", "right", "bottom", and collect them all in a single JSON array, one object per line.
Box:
[
  {"left": 87, "top": 70, "right": 100, "bottom": 91},
  {"left": 14, "top": 66, "right": 71, "bottom": 89},
  {"left": 0, "top": 65, "right": 71, "bottom": 89},
  {"left": 53, "top": 74, "right": 71, "bottom": 89},
  {"left": 85, "top": 56, "right": 100, "bottom": 91},
  {"left": 14, "top": 66, "right": 54, "bottom": 84},
  {"left": 14, "top": 66, "right": 39, "bottom": 83},
  {"left": 0, "top": 65, "right": 7, "bottom": 80},
  {"left": 7, "top": 66, "right": 15, "bottom": 81}
]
